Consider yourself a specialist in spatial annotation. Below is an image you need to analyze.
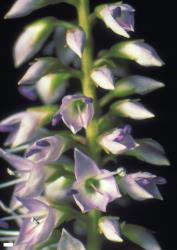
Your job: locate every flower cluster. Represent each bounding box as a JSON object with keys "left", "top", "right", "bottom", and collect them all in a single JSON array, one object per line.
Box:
[{"left": 0, "top": 1, "right": 169, "bottom": 250}]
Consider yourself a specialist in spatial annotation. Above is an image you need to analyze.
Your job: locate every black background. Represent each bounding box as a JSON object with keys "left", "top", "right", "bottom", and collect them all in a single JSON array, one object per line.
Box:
[{"left": 0, "top": 1, "right": 176, "bottom": 250}]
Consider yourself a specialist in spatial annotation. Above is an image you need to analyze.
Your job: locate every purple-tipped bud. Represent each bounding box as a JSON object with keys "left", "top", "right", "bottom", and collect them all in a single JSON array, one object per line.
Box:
[
  {"left": 25, "top": 148, "right": 42, "bottom": 158},
  {"left": 36, "top": 139, "right": 50, "bottom": 147},
  {"left": 52, "top": 112, "right": 62, "bottom": 127},
  {"left": 19, "top": 86, "right": 37, "bottom": 101}
]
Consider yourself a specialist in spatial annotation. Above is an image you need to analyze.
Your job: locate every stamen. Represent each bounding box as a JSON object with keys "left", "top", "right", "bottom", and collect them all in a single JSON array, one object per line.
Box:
[
  {"left": 90, "top": 184, "right": 104, "bottom": 195},
  {"left": 6, "top": 144, "right": 29, "bottom": 154},
  {"left": 0, "top": 236, "right": 17, "bottom": 242},
  {"left": 0, "top": 178, "right": 25, "bottom": 189},
  {"left": 0, "top": 230, "right": 19, "bottom": 236},
  {"left": 96, "top": 167, "right": 126, "bottom": 180},
  {"left": 1, "top": 211, "right": 46, "bottom": 222}
]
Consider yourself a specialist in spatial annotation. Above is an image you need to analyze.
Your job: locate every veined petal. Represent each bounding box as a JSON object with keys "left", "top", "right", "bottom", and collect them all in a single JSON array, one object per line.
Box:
[
  {"left": 91, "top": 66, "right": 115, "bottom": 90},
  {"left": 66, "top": 28, "right": 85, "bottom": 58},
  {"left": 74, "top": 148, "right": 100, "bottom": 180},
  {"left": 99, "top": 216, "right": 123, "bottom": 242},
  {"left": 57, "top": 229, "right": 86, "bottom": 250}
]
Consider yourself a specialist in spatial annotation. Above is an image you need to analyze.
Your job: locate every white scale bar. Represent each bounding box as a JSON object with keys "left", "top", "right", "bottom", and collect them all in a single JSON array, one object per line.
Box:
[{"left": 3, "top": 242, "right": 14, "bottom": 247}]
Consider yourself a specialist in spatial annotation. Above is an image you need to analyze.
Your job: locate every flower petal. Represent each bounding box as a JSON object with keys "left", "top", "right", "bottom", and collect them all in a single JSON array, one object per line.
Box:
[
  {"left": 57, "top": 229, "right": 86, "bottom": 250},
  {"left": 99, "top": 216, "right": 123, "bottom": 242},
  {"left": 74, "top": 148, "right": 100, "bottom": 181},
  {"left": 66, "top": 28, "right": 85, "bottom": 58},
  {"left": 91, "top": 66, "right": 115, "bottom": 90}
]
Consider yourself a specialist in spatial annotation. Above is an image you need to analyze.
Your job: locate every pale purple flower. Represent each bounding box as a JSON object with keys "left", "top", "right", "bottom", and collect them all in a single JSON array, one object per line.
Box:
[
  {"left": 91, "top": 66, "right": 115, "bottom": 90},
  {"left": 99, "top": 3, "right": 135, "bottom": 38},
  {"left": 0, "top": 149, "right": 45, "bottom": 209},
  {"left": 57, "top": 228, "right": 86, "bottom": 250},
  {"left": 66, "top": 27, "right": 85, "bottom": 58},
  {"left": 72, "top": 149, "right": 121, "bottom": 213},
  {"left": 98, "top": 216, "right": 123, "bottom": 242},
  {"left": 25, "top": 135, "right": 66, "bottom": 164},
  {"left": 52, "top": 95, "right": 94, "bottom": 134},
  {"left": 99, "top": 125, "right": 138, "bottom": 155},
  {"left": 14, "top": 197, "right": 56, "bottom": 249},
  {"left": 0, "top": 111, "right": 44, "bottom": 147},
  {"left": 119, "top": 172, "right": 166, "bottom": 201}
]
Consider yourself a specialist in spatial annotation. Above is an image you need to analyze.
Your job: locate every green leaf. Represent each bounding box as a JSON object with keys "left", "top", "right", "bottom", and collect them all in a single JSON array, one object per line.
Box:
[
  {"left": 121, "top": 223, "right": 162, "bottom": 250},
  {"left": 126, "top": 138, "right": 170, "bottom": 166}
]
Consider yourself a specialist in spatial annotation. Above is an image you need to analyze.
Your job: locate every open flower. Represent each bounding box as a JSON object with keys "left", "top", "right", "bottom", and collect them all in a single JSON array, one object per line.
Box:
[
  {"left": 52, "top": 95, "right": 94, "bottom": 134},
  {"left": 57, "top": 228, "right": 86, "bottom": 250},
  {"left": 119, "top": 172, "right": 166, "bottom": 201},
  {"left": 72, "top": 149, "right": 121, "bottom": 213},
  {"left": 0, "top": 109, "right": 53, "bottom": 147},
  {"left": 24, "top": 135, "right": 66, "bottom": 164},
  {"left": 14, "top": 198, "right": 56, "bottom": 249},
  {"left": 98, "top": 216, "right": 123, "bottom": 242},
  {"left": 99, "top": 125, "right": 138, "bottom": 155},
  {"left": 66, "top": 27, "right": 85, "bottom": 58},
  {"left": 91, "top": 66, "right": 115, "bottom": 90},
  {"left": 0, "top": 149, "right": 45, "bottom": 209},
  {"left": 98, "top": 2, "right": 135, "bottom": 38}
]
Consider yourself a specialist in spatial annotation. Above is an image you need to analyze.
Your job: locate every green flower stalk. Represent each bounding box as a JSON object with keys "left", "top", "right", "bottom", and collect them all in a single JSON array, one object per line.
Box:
[{"left": 0, "top": 1, "right": 169, "bottom": 250}]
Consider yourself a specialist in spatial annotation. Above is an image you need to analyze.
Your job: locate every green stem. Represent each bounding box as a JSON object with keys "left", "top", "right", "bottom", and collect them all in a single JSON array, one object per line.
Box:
[
  {"left": 86, "top": 210, "right": 101, "bottom": 250},
  {"left": 78, "top": 0, "right": 100, "bottom": 161},
  {"left": 77, "top": 1, "right": 101, "bottom": 250},
  {"left": 100, "top": 92, "right": 114, "bottom": 107}
]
